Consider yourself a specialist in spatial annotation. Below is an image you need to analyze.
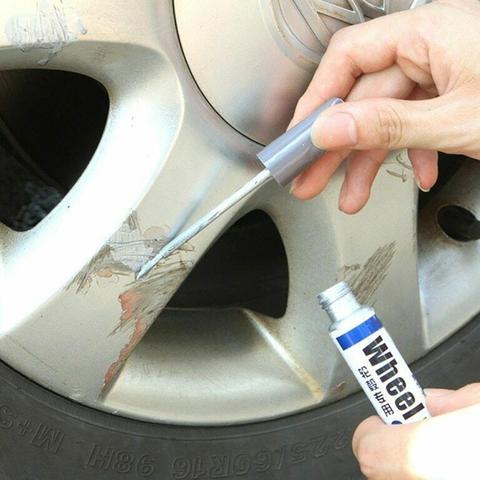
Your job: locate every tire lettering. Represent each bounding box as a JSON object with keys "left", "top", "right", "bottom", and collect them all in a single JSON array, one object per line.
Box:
[
  {"left": 232, "top": 454, "right": 251, "bottom": 476},
  {"left": 311, "top": 435, "right": 329, "bottom": 458},
  {"left": 85, "top": 443, "right": 155, "bottom": 476},
  {"left": 291, "top": 442, "right": 307, "bottom": 464},
  {"left": 0, "top": 404, "right": 65, "bottom": 456},
  {"left": 253, "top": 450, "right": 272, "bottom": 473},
  {"left": 114, "top": 451, "right": 135, "bottom": 474},
  {"left": 170, "top": 429, "right": 351, "bottom": 478},
  {"left": 173, "top": 457, "right": 191, "bottom": 479},
  {"left": 137, "top": 455, "right": 156, "bottom": 477},
  {"left": 86, "top": 444, "right": 115, "bottom": 470},
  {"left": 209, "top": 455, "right": 229, "bottom": 478},
  {"left": 191, "top": 456, "right": 207, "bottom": 479},
  {"left": 31, "top": 423, "right": 64, "bottom": 454},
  {"left": 0, "top": 405, "right": 15, "bottom": 430}
]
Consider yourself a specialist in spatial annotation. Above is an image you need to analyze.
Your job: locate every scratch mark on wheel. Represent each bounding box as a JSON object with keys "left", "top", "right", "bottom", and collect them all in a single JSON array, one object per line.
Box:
[
  {"left": 65, "top": 211, "right": 195, "bottom": 392},
  {"left": 395, "top": 154, "right": 413, "bottom": 170},
  {"left": 102, "top": 253, "right": 192, "bottom": 391},
  {"left": 386, "top": 169, "right": 408, "bottom": 183},
  {"left": 5, "top": 0, "right": 87, "bottom": 65},
  {"left": 102, "top": 318, "right": 148, "bottom": 390},
  {"left": 335, "top": 381, "right": 346, "bottom": 393},
  {"left": 68, "top": 212, "right": 192, "bottom": 294},
  {"left": 339, "top": 242, "right": 396, "bottom": 304},
  {"left": 113, "top": 259, "right": 191, "bottom": 336}
]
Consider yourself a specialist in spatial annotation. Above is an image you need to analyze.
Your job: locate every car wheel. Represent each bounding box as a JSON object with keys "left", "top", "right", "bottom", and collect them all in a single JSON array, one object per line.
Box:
[{"left": 0, "top": 1, "right": 479, "bottom": 478}]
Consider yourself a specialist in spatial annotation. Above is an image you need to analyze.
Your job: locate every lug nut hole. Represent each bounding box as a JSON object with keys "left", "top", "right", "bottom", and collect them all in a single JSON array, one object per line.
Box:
[{"left": 437, "top": 205, "right": 480, "bottom": 242}]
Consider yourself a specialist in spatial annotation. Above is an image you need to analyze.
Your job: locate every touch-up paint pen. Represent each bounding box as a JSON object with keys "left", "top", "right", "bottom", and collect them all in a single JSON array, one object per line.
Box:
[
  {"left": 318, "top": 282, "right": 430, "bottom": 425},
  {"left": 136, "top": 97, "right": 344, "bottom": 279}
]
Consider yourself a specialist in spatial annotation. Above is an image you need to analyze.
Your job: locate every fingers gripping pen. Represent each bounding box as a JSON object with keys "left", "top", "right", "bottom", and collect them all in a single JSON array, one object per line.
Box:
[
  {"left": 137, "top": 97, "right": 343, "bottom": 279},
  {"left": 319, "top": 282, "right": 430, "bottom": 425}
]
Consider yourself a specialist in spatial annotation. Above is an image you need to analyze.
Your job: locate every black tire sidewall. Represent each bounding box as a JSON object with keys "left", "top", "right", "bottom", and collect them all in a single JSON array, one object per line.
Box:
[{"left": 0, "top": 316, "right": 479, "bottom": 480}]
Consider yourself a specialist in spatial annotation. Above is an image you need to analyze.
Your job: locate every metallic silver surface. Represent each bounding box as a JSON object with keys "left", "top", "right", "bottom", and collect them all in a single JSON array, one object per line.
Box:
[
  {"left": 0, "top": 0, "right": 475, "bottom": 426},
  {"left": 418, "top": 160, "right": 480, "bottom": 348},
  {"left": 175, "top": 0, "right": 428, "bottom": 144},
  {"left": 137, "top": 169, "right": 273, "bottom": 278}
]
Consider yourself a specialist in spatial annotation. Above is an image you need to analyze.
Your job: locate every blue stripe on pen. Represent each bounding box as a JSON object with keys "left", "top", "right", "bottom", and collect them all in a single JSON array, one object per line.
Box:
[{"left": 336, "top": 316, "right": 383, "bottom": 350}]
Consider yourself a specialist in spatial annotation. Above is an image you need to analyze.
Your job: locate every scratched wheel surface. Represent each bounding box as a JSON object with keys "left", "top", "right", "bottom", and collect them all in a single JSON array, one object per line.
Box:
[{"left": 0, "top": 0, "right": 480, "bottom": 478}]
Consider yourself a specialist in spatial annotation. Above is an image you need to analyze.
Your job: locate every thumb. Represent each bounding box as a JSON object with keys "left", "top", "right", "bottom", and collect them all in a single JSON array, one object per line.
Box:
[
  {"left": 425, "top": 383, "right": 480, "bottom": 416},
  {"left": 310, "top": 94, "right": 464, "bottom": 152}
]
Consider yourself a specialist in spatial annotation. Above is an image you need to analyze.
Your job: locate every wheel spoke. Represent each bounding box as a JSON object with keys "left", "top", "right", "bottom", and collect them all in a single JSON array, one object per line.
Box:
[
  {"left": 251, "top": 150, "right": 425, "bottom": 404},
  {"left": 1, "top": 125, "right": 259, "bottom": 404},
  {"left": 103, "top": 308, "right": 326, "bottom": 424},
  {"left": 0, "top": 4, "right": 263, "bottom": 404},
  {"left": 419, "top": 160, "right": 480, "bottom": 347}
]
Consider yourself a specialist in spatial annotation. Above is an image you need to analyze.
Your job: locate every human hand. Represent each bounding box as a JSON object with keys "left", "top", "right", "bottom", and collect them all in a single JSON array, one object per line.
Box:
[
  {"left": 290, "top": 0, "right": 480, "bottom": 213},
  {"left": 351, "top": 383, "right": 480, "bottom": 479}
]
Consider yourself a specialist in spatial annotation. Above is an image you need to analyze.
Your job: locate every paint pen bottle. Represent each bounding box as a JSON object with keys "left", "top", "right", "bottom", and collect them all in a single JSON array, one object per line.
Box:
[{"left": 318, "top": 281, "right": 430, "bottom": 425}]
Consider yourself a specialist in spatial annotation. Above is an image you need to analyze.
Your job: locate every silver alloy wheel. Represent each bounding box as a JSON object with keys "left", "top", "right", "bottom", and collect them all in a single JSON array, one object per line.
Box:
[{"left": 1, "top": 0, "right": 479, "bottom": 426}]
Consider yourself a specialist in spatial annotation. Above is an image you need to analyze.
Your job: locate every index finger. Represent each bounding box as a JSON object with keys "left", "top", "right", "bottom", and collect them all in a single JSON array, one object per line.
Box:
[{"left": 291, "top": 6, "right": 424, "bottom": 124}]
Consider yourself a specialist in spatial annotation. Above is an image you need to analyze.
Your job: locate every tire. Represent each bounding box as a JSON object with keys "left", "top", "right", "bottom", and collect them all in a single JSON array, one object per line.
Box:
[{"left": 0, "top": 314, "right": 479, "bottom": 480}]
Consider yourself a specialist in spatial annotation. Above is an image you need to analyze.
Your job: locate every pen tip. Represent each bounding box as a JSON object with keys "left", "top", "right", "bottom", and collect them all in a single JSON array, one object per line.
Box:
[
  {"left": 135, "top": 268, "right": 147, "bottom": 281},
  {"left": 135, "top": 247, "right": 171, "bottom": 281}
]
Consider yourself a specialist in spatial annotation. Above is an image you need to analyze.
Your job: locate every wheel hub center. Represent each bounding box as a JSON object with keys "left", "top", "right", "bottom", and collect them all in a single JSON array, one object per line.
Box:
[{"left": 175, "top": 0, "right": 423, "bottom": 145}]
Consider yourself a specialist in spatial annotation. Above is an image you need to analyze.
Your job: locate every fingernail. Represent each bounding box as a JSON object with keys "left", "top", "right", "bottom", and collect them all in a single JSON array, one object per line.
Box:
[
  {"left": 425, "top": 388, "right": 453, "bottom": 397},
  {"left": 290, "top": 176, "right": 302, "bottom": 195},
  {"left": 415, "top": 175, "right": 430, "bottom": 193},
  {"left": 311, "top": 112, "right": 358, "bottom": 149},
  {"left": 338, "top": 180, "right": 349, "bottom": 211}
]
